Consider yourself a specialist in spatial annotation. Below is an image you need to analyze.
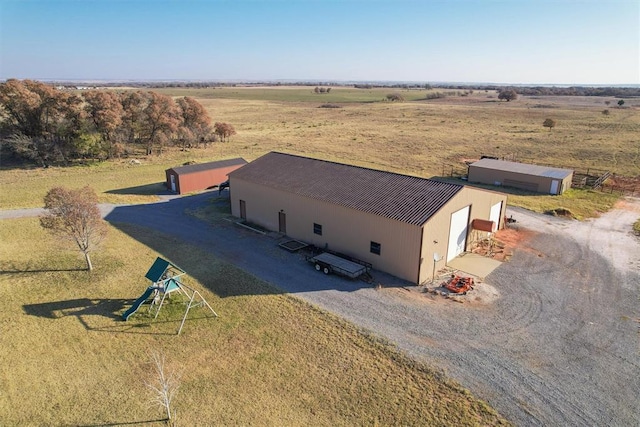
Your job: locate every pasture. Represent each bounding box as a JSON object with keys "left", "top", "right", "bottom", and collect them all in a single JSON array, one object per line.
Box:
[
  {"left": 1, "top": 86, "right": 638, "bottom": 425},
  {"left": 3, "top": 86, "right": 637, "bottom": 218}
]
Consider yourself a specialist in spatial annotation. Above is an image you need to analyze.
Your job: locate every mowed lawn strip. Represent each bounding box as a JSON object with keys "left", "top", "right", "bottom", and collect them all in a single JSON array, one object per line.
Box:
[{"left": 0, "top": 218, "right": 509, "bottom": 426}]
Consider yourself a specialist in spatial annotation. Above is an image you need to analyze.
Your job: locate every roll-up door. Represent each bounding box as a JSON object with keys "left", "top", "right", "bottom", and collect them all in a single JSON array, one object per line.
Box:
[{"left": 447, "top": 206, "right": 470, "bottom": 262}]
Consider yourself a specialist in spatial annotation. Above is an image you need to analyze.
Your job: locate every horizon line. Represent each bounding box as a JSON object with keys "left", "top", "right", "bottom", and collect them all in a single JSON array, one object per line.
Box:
[{"left": 1, "top": 78, "right": 638, "bottom": 88}]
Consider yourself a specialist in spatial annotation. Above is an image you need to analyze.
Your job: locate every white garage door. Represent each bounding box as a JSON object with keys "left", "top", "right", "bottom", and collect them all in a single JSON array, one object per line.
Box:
[
  {"left": 447, "top": 206, "right": 470, "bottom": 262},
  {"left": 490, "top": 201, "right": 502, "bottom": 231}
]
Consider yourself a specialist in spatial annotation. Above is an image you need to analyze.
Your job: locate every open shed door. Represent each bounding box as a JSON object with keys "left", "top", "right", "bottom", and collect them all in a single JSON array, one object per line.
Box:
[
  {"left": 490, "top": 201, "right": 502, "bottom": 230},
  {"left": 447, "top": 206, "right": 470, "bottom": 262},
  {"left": 550, "top": 180, "right": 560, "bottom": 195}
]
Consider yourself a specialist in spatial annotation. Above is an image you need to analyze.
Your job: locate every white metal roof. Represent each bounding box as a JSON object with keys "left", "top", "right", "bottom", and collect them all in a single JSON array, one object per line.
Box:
[{"left": 470, "top": 159, "right": 573, "bottom": 180}]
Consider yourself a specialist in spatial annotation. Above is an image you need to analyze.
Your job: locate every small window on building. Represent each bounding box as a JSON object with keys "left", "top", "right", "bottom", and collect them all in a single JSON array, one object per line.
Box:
[
  {"left": 370, "top": 241, "right": 381, "bottom": 255},
  {"left": 313, "top": 223, "right": 322, "bottom": 235}
]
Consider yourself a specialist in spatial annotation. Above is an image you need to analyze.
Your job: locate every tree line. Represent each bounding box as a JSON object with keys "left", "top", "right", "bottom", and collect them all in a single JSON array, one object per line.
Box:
[{"left": 0, "top": 79, "right": 234, "bottom": 166}]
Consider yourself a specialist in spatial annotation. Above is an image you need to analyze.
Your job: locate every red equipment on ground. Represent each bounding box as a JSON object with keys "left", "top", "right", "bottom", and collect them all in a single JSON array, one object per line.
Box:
[{"left": 444, "top": 275, "right": 474, "bottom": 294}]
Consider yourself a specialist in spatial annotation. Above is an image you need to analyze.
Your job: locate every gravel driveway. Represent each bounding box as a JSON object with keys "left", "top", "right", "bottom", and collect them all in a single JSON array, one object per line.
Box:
[{"left": 6, "top": 193, "right": 638, "bottom": 426}]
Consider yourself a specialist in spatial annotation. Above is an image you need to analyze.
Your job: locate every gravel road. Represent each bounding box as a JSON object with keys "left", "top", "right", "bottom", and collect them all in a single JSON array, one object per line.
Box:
[{"left": 5, "top": 193, "right": 639, "bottom": 426}]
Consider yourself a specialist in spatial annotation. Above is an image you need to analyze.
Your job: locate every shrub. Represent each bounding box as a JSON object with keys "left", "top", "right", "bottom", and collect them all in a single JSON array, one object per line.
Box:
[{"left": 386, "top": 93, "right": 405, "bottom": 102}]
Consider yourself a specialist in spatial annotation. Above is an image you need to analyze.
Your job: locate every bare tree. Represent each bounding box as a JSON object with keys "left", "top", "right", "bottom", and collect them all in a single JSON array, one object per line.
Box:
[
  {"left": 40, "top": 186, "right": 107, "bottom": 271},
  {"left": 146, "top": 351, "right": 181, "bottom": 424},
  {"left": 543, "top": 118, "right": 556, "bottom": 131}
]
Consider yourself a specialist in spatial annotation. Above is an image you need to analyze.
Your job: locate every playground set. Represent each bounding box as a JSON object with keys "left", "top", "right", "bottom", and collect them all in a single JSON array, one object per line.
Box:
[{"left": 122, "top": 257, "right": 218, "bottom": 335}]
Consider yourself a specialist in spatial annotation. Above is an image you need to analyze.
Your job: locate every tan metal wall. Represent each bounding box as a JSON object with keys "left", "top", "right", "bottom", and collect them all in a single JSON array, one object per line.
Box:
[
  {"left": 230, "top": 177, "right": 423, "bottom": 282},
  {"left": 418, "top": 187, "right": 507, "bottom": 283},
  {"left": 468, "top": 166, "right": 572, "bottom": 195}
]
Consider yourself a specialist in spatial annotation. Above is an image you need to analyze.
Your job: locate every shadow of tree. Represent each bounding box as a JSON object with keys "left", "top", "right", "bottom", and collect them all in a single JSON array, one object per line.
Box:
[{"left": 0, "top": 267, "right": 87, "bottom": 275}]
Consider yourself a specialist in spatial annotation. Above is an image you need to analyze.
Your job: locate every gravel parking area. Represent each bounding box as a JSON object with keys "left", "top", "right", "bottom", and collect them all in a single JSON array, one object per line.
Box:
[{"left": 7, "top": 193, "right": 637, "bottom": 426}]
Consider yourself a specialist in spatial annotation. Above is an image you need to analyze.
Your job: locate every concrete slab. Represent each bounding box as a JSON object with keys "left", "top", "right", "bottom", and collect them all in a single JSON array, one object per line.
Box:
[{"left": 447, "top": 252, "right": 502, "bottom": 279}]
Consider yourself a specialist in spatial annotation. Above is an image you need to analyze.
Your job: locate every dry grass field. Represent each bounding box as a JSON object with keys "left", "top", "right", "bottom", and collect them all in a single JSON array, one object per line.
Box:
[
  {"left": 1, "top": 86, "right": 637, "bottom": 425},
  {"left": 163, "top": 86, "right": 640, "bottom": 178},
  {"left": 3, "top": 86, "right": 636, "bottom": 218},
  {"left": 0, "top": 218, "right": 507, "bottom": 426}
]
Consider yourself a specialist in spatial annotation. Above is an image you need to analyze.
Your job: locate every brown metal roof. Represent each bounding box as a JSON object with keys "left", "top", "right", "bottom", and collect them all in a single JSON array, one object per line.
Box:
[
  {"left": 168, "top": 158, "right": 247, "bottom": 176},
  {"left": 229, "top": 152, "right": 464, "bottom": 226}
]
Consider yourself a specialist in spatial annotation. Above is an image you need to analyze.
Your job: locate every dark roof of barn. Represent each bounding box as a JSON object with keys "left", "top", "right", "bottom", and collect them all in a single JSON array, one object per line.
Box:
[
  {"left": 228, "top": 152, "right": 464, "bottom": 226},
  {"left": 470, "top": 159, "right": 573, "bottom": 179},
  {"left": 168, "top": 158, "right": 247, "bottom": 175}
]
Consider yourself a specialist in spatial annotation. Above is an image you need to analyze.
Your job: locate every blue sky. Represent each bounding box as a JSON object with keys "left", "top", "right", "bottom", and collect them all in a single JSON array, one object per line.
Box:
[{"left": 1, "top": 0, "right": 638, "bottom": 84}]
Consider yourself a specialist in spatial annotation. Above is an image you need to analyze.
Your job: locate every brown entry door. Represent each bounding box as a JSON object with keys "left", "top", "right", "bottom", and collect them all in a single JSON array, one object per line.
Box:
[
  {"left": 239, "top": 200, "right": 246, "bottom": 220},
  {"left": 279, "top": 211, "right": 286, "bottom": 234}
]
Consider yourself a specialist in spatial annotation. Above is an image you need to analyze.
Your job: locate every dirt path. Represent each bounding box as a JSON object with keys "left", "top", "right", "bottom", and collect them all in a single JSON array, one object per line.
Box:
[{"left": 3, "top": 195, "right": 639, "bottom": 426}]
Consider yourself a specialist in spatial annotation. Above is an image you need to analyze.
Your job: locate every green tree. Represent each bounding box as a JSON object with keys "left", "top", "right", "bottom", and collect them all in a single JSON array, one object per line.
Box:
[
  {"left": 40, "top": 186, "right": 108, "bottom": 271},
  {"left": 617, "top": 99, "right": 625, "bottom": 107}
]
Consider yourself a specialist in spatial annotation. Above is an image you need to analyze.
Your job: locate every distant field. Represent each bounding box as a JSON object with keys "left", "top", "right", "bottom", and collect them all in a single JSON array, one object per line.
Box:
[
  {"left": 1, "top": 86, "right": 637, "bottom": 217},
  {"left": 153, "top": 85, "right": 438, "bottom": 103},
  {"left": 174, "top": 87, "right": 639, "bottom": 177}
]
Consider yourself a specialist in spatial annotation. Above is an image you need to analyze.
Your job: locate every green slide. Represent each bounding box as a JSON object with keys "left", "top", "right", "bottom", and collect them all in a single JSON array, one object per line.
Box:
[{"left": 122, "top": 287, "right": 158, "bottom": 321}]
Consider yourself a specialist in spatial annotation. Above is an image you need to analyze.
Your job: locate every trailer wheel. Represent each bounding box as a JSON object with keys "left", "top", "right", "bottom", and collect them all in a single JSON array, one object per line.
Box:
[
  {"left": 315, "top": 263, "right": 321, "bottom": 271},
  {"left": 323, "top": 266, "right": 331, "bottom": 275}
]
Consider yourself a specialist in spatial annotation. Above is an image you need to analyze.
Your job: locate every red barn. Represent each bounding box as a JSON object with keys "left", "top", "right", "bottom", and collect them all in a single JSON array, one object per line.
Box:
[{"left": 165, "top": 158, "right": 247, "bottom": 194}]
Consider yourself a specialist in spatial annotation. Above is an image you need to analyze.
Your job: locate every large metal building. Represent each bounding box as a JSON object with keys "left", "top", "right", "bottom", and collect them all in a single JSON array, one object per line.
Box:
[
  {"left": 165, "top": 158, "right": 247, "bottom": 194},
  {"left": 228, "top": 152, "right": 508, "bottom": 284},
  {"left": 468, "top": 159, "right": 573, "bottom": 195}
]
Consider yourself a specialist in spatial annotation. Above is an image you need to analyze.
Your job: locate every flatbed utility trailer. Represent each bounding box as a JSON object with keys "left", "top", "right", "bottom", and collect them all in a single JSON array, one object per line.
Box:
[{"left": 306, "top": 252, "right": 368, "bottom": 279}]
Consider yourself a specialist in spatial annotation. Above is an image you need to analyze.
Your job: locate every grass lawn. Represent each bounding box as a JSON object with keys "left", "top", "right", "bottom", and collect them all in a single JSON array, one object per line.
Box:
[{"left": 0, "top": 218, "right": 508, "bottom": 426}]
